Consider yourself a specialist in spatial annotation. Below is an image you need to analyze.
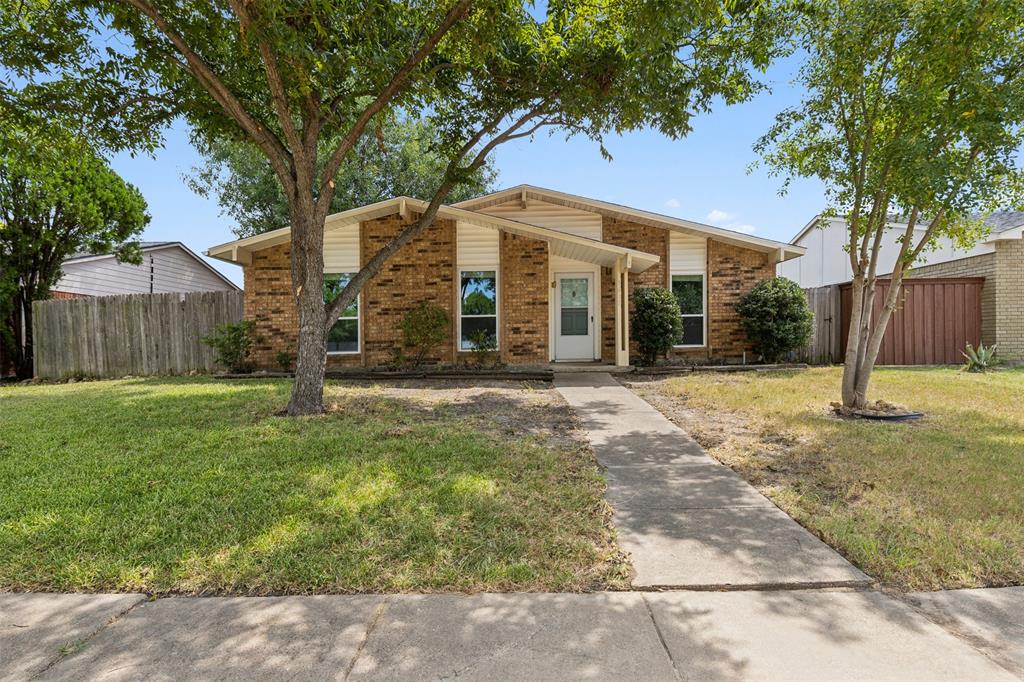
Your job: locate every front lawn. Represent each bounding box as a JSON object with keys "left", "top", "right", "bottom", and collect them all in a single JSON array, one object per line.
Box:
[
  {"left": 629, "top": 367, "right": 1024, "bottom": 591},
  {"left": 0, "top": 378, "right": 625, "bottom": 594}
]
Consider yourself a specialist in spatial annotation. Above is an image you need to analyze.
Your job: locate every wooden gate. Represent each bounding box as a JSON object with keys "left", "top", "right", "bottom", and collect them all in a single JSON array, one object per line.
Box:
[{"left": 840, "top": 278, "right": 983, "bottom": 365}]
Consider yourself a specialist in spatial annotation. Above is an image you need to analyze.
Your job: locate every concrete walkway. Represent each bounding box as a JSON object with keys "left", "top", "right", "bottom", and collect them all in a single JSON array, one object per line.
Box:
[
  {"left": 554, "top": 373, "right": 870, "bottom": 589},
  {"left": 3, "top": 591, "right": 1018, "bottom": 681}
]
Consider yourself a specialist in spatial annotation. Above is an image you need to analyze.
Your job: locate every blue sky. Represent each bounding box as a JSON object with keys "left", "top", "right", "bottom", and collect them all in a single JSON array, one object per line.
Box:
[{"left": 110, "top": 56, "right": 825, "bottom": 287}]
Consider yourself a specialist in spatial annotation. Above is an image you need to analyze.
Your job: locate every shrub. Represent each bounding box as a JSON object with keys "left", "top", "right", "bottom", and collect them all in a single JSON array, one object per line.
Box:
[
  {"left": 201, "top": 319, "right": 264, "bottom": 373},
  {"left": 467, "top": 328, "right": 498, "bottom": 367},
  {"left": 631, "top": 287, "right": 683, "bottom": 365},
  {"left": 400, "top": 301, "right": 450, "bottom": 366},
  {"left": 736, "top": 277, "right": 813, "bottom": 363},
  {"left": 962, "top": 342, "right": 999, "bottom": 372},
  {"left": 275, "top": 350, "right": 295, "bottom": 372}
]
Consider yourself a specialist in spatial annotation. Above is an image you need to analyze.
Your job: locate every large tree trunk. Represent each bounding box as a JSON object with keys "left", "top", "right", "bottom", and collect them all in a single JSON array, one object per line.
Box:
[
  {"left": 287, "top": 203, "right": 328, "bottom": 416},
  {"left": 840, "top": 273, "right": 867, "bottom": 407},
  {"left": 841, "top": 270, "right": 906, "bottom": 409}
]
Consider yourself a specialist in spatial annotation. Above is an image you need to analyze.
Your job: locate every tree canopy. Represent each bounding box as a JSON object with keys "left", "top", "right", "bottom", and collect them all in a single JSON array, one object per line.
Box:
[
  {"left": 187, "top": 118, "right": 497, "bottom": 238},
  {"left": 8, "top": 0, "right": 795, "bottom": 412},
  {"left": 0, "top": 124, "right": 149, "bottom": 377},
  {"left": 757, "top": 0, "right": 1024, "bottom": 408}
]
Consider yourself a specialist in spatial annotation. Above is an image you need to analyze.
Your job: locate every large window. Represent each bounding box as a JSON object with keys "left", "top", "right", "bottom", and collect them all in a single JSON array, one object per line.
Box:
[
  {"left": 324, "top": 273, "right": 359, "bottom": 353},
  {"left": 672, "top": 274, "right": 704, "bottom": 346},
  {"left": 460, "top": 270, "right": 497, "bottom": 350}
]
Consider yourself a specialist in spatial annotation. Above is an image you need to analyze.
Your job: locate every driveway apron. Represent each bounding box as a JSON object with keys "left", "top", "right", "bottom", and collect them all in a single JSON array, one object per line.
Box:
[{"left": 554, "top": 372, "right": 871, "bottom": 589}]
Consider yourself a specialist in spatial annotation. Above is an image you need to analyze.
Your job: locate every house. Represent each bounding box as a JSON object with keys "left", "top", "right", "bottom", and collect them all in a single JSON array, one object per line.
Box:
[
  {"left": 206, "top": 185, "right": 804, "bottom": 368},
  {"left": 54, "top": 241, "right": 239, "bottom": 298},
  {"left": 779, "top": 212, "right": 1024, "bottom": 361}
]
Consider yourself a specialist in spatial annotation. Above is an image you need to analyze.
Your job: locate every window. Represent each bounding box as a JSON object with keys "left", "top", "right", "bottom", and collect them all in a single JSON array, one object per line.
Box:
[
  {"left": 672, "top": 274, "right": 704, "bottom": 346},
  {"left": 324, "top": 273, "right": 359, "bottom": 353},
  {"left": 460, "top": 270, "right": 497, "bottom": 350}
]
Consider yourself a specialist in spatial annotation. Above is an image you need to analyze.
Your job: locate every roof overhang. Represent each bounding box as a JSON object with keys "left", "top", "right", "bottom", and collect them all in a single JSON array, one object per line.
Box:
[
  {"left": 455, "top": 185, "right": 806, "bottom": 262},
  {"left": 206, "top": 196, "right": 659, "bottom": 273}
]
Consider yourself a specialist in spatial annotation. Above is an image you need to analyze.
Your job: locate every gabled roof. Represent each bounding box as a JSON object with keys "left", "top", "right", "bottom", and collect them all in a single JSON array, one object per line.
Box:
[
  {"left": 792, "top": 211, "right": 1024, "bottom": 245},
  {"left": 455, "top": 184, "right": 805, "bottom": 261},
  {"left": 206, "top": 197, "right": 661, "bottom": 273},
  {"left": 65, "top": 241, "right": 239, "bottom": 290}
]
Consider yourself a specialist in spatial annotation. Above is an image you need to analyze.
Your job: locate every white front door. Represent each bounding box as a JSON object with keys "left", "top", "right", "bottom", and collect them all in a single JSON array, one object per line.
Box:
[{"left": 554, "top": 273, "right": 596, "bottom": 361}]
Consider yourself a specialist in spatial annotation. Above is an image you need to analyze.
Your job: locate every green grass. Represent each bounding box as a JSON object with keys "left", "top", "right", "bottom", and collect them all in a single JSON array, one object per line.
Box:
[
  {"left": 635, "top": 367, "right": 1024, "bottom": 592},
  {"left": 0, "top": 378, "right": 623, "bottom": 594}
]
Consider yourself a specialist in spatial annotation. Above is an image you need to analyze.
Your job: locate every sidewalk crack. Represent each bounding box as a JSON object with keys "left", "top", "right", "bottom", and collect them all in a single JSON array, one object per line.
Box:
[
  {"left": 29, "top": 593, "right": 149, "bottom": 680},
  {"left": 343, "top": 596, "right": 391, "bottom": 680},
  {"left": 642, "top": 594, "right": 683, "bottom": 682}
]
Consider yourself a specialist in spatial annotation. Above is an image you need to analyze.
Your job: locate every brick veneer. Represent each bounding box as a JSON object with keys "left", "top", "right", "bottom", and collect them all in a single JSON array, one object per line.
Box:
[
  {"left": 499, "top": 232, "right": 549, "bottom": 363},
  {"left": 360, "top": 214, "right": 456, "bottom": 366},
  {"left": 243, "top": 210, "right": 777, "bottom": 368},
  {"left": 598, "top": 217, "right": 773, "bottom": 363}
]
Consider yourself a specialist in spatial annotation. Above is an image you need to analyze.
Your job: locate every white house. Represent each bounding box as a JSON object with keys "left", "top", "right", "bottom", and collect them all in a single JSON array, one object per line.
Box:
[{"left": 54, "top": 241, "right": 238, "bottom": 297}]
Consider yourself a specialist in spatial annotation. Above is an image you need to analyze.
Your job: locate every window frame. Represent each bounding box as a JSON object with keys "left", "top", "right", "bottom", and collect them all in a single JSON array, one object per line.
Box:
[
  {"left": 458, "top": 268, "right": 500, "bottom": 351},
  {"left": 324, "top": 272, "right": 361, "bottom": 356},
  {"left": 671, "top": 272, "right": 707, "bottom": 348}
]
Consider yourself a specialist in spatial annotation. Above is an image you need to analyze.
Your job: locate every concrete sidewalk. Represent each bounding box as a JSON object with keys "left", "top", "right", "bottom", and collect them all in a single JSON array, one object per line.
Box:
[
  {"left": 554, "top": 372, "right": 870, "bottom": 589},
  {"left": 3, "top": 591, "right": 1018, "bottom": 681}
]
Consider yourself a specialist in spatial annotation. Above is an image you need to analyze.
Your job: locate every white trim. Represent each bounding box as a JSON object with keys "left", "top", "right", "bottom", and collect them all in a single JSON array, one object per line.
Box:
[
  {"left": 454, "top": 185, "right": 806, "bottom": 260},
  {"left": 324, "top": 272, "right": 361, "bottom": 356},
  {"left": 457, "top": 268, "right": 500, "bottom": 352},
  {"left": 670, "top": 273, "right": 707, "bottom": 349}
]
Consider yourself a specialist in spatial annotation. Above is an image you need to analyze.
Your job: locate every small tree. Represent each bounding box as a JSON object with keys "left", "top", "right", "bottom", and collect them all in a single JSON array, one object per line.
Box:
[
  {"left": 737, "top": 277, "right": 814, "bottom": 363},
  {"left": 0, "top": 124, "right": 148, "bottom": 378},
  {"left": 201, "top": 319, "right": 264, "bottom": 373},
  {"left": 631, "top": 288, "right": 683, "bottom": 366},
  {"left": 400, "top": 301, "right": 450, "bottom": 367}
]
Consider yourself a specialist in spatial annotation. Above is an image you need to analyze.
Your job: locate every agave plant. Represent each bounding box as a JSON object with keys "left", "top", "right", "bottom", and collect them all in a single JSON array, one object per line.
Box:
[{"left": 962, "top": 343, "right": 999, "bottom": 373}]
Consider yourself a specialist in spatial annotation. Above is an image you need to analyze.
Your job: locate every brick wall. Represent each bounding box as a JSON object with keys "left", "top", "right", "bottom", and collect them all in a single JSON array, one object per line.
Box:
[
  {"left": 909, "top": 252, "right": 997, "bottom": 346},
  {"left": 499, "top": 232, "right": 549, "bottom": 363},
  {"left": 244, "top": 243, "right": 300, "bottom": 369},
  {"left": 360, "top": 214, "right": 456, "bottom": 367},
  {"left": 598, "top": 217, "right": 773, "bottom": 363},
  {"left": 600, "top": 217, "right": 669, "bottom": 363},
  {"left": 994, "top": 239, "right": 1024, "bottom": 361},
  {"left": 706, "top": 240, "right": 775, "bottom": 359}
]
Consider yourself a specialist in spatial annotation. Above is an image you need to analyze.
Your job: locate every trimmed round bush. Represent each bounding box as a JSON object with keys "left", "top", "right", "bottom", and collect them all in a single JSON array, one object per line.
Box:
[
  {"left": 736, "top": 277, "right": 814, "bottom": 363},
  {"left": 631, "top": 287, "right": 683, "bottom": 366}
]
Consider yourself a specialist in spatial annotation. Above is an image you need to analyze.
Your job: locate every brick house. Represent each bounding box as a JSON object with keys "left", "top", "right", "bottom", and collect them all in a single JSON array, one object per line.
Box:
[{"left": 207, "top": 186, "right": 805, "bottom": 368}]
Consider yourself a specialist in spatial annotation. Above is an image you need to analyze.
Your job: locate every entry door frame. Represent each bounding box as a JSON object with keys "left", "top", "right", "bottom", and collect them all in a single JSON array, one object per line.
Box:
[{"left": 550, "top": 267, "right": 601, "bottom": 362}]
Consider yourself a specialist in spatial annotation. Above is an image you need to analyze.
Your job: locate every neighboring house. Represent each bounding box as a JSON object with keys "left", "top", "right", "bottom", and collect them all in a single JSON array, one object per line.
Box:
[
  {"left": 779, "top": 212, "right": 1024, "bottom": 360},
  {"left": 54, "top": 241, "right": 239, "bottom": 297},
  {"left": 207, "top": 185, "right": 804, "bottom": 368}
]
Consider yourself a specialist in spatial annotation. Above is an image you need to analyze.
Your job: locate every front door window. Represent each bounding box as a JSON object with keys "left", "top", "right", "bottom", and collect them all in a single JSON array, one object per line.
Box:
[{"left": 560, "top": 277, "right": 589, "bottom": 336}]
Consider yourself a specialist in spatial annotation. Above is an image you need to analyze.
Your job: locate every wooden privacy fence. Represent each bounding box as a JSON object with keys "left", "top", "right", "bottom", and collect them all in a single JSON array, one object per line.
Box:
[
  {"left": 33, "top": 291, "right": 244, "bottom": 379},
  {"left": 840, "top": 278, "right": 983, "bottom": 365},
  {"left": 798, "top": 285, "right": 842, "bottom": 364}
]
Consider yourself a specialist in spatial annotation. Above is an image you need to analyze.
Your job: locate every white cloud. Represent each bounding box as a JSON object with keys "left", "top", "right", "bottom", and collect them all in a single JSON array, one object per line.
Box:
[
  {"left": 706, "top": 209, "right": 734, "bottom": 223},
  {"left": 664, "top": 198, "right": 681, "bottom": 209}
]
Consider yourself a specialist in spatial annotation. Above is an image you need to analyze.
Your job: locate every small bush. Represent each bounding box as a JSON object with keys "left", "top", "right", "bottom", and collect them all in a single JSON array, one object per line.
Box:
[
  {"left": 275, "top": 350, "right": 295, "bottom": 372},
  {"left": 400, "top": 301, "right": 450, "bottom": 367},
  {"left": 201, "top": 319, "right": 264, "bottom": 373},
  {"left": 467, "top": 328, "right": 498, "bottom": 367},
  {"left": 631, "top": 288, "right": 683, "bottom": 366},
  {"left": 962, "top": 342, "right": 999, "bottom": 372},
  {"left": 736, "top": 277, "right": 813, "bottom": 363}
]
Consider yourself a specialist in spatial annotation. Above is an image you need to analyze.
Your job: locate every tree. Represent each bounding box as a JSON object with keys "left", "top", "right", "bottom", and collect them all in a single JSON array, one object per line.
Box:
[
  {"left": 186, "top": 118, "right": 496, "bottom": 238},
  {"left": 736, "top": 277, "right": 813, "bottom": 362},
  {"left": 31, "top": 0, "right": 792, "bottom": 414},
  {"left": 757, "top": 0, "right": 1024, "bottom": 408},
  {"left": 631, "top": 287, "right": 683, "bottom": 366},
  {"left": 0, "top": 125, "right": 149, "bottom": 378}
]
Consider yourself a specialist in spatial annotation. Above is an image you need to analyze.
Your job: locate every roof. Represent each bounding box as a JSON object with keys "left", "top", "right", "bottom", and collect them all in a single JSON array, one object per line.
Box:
[
  {"left": 791, "top": 211, "right": 1024, "bottom": 245},
  {"left": 207, "top": 196, "right": 661, "bottom": 273},
  {"left": 455, "top": 185, "right": 805, "bottom": 260},
  {"left": 206, "top": 185, "right": 805, "bottom": 270},
  {"left": 65, "top": 241, "right": 239, "bottom": 290}
]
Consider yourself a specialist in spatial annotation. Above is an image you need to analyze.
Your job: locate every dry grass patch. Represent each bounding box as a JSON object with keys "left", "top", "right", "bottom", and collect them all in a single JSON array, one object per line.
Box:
[
  {"left": 0, "top": 377, "right": 627, "bottom": 594},
  {"left": 628, "top": 367, "right": 1024, "bottom": 592}
]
